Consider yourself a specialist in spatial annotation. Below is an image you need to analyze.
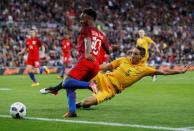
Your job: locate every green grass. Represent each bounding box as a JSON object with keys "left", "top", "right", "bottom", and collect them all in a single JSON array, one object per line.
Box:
[{"left": 0, "top": 72, "right": 194, "bottom": 131}]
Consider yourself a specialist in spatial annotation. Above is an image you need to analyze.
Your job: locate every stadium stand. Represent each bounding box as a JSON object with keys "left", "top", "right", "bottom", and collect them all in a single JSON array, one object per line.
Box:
[{"left": 0, "top": 0, "right": 194, "bottom": 68}]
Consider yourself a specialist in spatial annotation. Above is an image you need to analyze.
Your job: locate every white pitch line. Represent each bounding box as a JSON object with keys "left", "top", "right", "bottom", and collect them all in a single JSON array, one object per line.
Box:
[
  {"left": 0, "top": 115, "right": 192, "bottom": 131},
  {"left": 0, "top": 88, "right": 12, "bottom": 91},
  {"left": 184, "top": 127, "right": 194, "bottom": 130}
]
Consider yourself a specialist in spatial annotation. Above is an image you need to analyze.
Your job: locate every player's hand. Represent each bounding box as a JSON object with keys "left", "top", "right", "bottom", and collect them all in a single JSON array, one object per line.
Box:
[
  {"left": 156, "top": 48, "right": 160, "bottom": 54},
  {"left": 17, "top": 48, "right": 26, "bottom": 57},
  {"left": 157, "top": 49, "right": 160, "bottom": 53},
  {"left": 178, "top": 64, "right": 191, "bottom": 74},
  {"left": 17, "top": 52, "right": 23, "bottom": 56},
  {"left": 86, "top": 54, "right": 95, "bottom": 61},
  {"left": 181, "top": 65, "right": 191, "bottom": 73},
  {"left": 40, "top": 53, "right": 46, "bottom": 59}
]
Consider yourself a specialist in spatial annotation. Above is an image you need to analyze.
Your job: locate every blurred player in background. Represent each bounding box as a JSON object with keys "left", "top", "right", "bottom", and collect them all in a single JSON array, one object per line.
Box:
[
  {"left": 57, "top": 33, "right": 72, "bottom": 79},
  {"left": 137, "top": 29, "right": 160, "bottom": 81},
  {"left": 75, "top": 46, "right": 191, "bottom": 109},
  {"left": 18, "top": 28, "right": 49, "bottom": 87},
  {"left": 40, "top": 8, "right": 111, "bottom": 117}
]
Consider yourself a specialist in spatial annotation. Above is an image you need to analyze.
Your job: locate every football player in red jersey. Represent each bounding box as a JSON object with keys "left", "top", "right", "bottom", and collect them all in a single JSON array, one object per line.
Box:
[
  {"left": 57, "top": 33, "right": 73, "bottom": 79},
  {"left": 40, "top": 8, "right": 111, "bottom": 117},
  {"left": 18, "top": 29, "right": 49, "bottom": 87}
]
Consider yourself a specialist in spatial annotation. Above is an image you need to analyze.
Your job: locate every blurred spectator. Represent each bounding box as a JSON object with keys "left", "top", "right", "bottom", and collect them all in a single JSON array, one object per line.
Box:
[{"left": 0, "top": 0, "right": 194, "bottom": 67}]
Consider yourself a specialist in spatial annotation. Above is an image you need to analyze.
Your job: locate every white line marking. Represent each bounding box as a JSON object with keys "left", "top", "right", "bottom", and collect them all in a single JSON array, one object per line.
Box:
[
  {"left": 185, "top": 127, "right": 194, "bottom": 130},
  {"left": 0, "top": 115, "right": 192, "bottom": 131},
  {"left": 0, "top": 88, "right": 12, "bottom": 91}
]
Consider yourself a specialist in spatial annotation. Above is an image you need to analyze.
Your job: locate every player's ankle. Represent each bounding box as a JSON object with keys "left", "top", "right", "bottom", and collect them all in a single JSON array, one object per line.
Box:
[
  {"left": 76, "top": 102, "right": 83, "bottom": 109},
  {"left": 64, "top": 112, "right": 77, "bottom": 117}
]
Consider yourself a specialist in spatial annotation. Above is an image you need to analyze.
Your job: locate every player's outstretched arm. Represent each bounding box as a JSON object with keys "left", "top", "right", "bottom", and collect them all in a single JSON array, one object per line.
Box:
[
  {"left": 152, "top": 42, "right": 160, "bottom": 53},
  {"left": 154, "top": 65, "right": 191, "bottom": 75},
  {"left": 17, "top": 48, "right": 26, "bottom": 56}
]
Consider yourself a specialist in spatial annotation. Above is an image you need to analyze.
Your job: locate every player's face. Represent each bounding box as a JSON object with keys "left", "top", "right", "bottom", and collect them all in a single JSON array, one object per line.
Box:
[
  {"left": 138, "top": 30, "right": 145, "bottom": 38},
  {"left": 30, "top": 30, "right": 36, "bottom": 38},
  {"left": 80, "top": 13, "right": 89, "bottom": 26},
  {"left": 129, "top": 49, "right": 142, "bottom": 64}
]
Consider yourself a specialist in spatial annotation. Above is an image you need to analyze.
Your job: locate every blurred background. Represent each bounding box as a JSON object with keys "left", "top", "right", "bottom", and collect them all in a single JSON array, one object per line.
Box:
[{"left": 0, "top": 0, "right": 194, "bottom": 68}]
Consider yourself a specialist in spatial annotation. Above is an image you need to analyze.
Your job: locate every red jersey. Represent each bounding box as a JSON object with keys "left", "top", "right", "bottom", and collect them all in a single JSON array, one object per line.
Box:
[
  {"left": 77, "top": 27, "right": 110, "bottom": 63},
  {"left": 99, "top": 48, "right": 109, "bottom": 65},
  {"left": 61, "top": 38, "right": 72, "bottom": 56},
  {"left": 26, "top": 37, "right": 42, "bottom": 60}
]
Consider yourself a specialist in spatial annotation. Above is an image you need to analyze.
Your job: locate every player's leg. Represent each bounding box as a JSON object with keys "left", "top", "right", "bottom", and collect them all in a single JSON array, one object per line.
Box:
[
  {"left": 57, "top": 63, "right": 66, "bottom": 79},
  {"left": 63, "top": 59, "right": 99, "bottom": 117},
  {"left": 61, "top": 57, "right": 69, "bottom": 78},
  {"left": 77, "top": 73, "right": 116, "bottom": 109},
  {"left": 40, "top": 59, "right": 99, "bottom": 94},
  {"left": 76, "top": 89, "right": 114, "bottom": 109},
  {"left": 76, "top": 90, "right": 115, "bottom": 109},
  {"left": 41, "top": 58, "right": 99, "bottom": 117},
  {"left": 64, "top": 80, "right": 97, "bottom": 117},
  {"left": 30, "top": 59, "right": 49, "bottom": 74},
  {"left": 26, "top": 65, "right": 39, "bottom": 87},
  {"left": 76, "top": 96, "right": 97, "bottom": 109},
  {"left": 62, "top": 59, "right": 99, "bottom": 91},
  {"left": 40, "top": 82, "right": 63, "bottom": 95},
  {"left": 40, "top": 63, "right": 84, "bottom": 94},
  {"left": 40, "top": 57, "right": 99, "bottom": 94},
  {"left": 63, "top": 78, "right": 97, "bottom": 93},
  {"left": 64, "top": 89, "right": 77, "bottom": 117},
  {"left": 58, "top": 65, "right": 65, "bottom": 79},
  {"left": 38, "top": 66, "right": 50, "bottom": 74},
  {"left": 40, "top": 78, "right": 97, "bottom": 94},
  {"left": 57, "top": 56, "right": 69, "bottom": 79}
]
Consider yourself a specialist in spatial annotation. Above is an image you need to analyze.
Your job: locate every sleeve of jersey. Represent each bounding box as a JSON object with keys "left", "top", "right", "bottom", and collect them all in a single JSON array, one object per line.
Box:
[
  {"left": 144, "top": 66, "right": 156, "bottom": 75},
  {"left": 111, "top": 57, "right": 123, "bottom": 69},
  {"left": 146, "top": 37, "right": 154, "bottom": 44}
]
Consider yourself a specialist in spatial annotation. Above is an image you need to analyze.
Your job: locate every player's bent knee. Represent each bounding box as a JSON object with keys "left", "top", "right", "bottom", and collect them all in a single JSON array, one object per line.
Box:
[{"left": 62, "top": 78, "right": 73, "bottom": 89}]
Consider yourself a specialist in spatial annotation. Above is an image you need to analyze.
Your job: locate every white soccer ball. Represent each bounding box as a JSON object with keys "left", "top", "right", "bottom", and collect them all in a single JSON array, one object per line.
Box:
[{"left": 10, "top": 102, "right": 26, "bottom": 119}]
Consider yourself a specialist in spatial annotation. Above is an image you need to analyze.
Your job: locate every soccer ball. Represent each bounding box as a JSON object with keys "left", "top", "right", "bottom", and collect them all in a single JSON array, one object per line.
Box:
[{"left": 10, "top": 102, "right": 26, "bottom": 119}]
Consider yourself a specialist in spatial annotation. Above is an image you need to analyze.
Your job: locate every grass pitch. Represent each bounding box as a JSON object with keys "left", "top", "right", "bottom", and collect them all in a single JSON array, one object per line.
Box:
[{"left": 0, "top": 72, "right": 194, "bottom": 131}]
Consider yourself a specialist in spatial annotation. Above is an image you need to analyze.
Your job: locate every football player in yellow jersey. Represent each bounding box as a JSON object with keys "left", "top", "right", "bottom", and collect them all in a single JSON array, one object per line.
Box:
[
  {"left": 137, "top": 29, "right": 160, "bottom": 64},
  {"left": 76, "top": 46, "right": 190, "bottom": 108},
  {"left": 137, "top": 29, "right": 160, "bottom": 81},
  {"left": 40, "top": 46, "right": 190, "bottom": 117}
]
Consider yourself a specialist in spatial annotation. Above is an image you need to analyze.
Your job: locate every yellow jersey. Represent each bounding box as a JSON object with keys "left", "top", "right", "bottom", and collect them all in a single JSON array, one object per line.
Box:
[
  {"left": 107, "top": 57, "right": 156, "bottom": 91},
  {"left": 136, "top": 36, "right": 154, "bottom": 63},
  {"left": 92, "top": 57, "right": 156, "bottom": 104}
]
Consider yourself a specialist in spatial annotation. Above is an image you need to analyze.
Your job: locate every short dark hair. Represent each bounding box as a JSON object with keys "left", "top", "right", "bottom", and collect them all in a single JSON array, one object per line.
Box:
[
  {"left": 83, "top": 8, "right": 97, "bottom": 21},
  {"left": 136, "top": 46, "right": 146, "bottom": 57}
]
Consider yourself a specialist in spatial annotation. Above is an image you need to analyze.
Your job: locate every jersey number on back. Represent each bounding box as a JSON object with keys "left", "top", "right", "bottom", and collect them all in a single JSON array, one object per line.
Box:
[{"left": 91, "top": 36, "right": 102, "bottom": 55}]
